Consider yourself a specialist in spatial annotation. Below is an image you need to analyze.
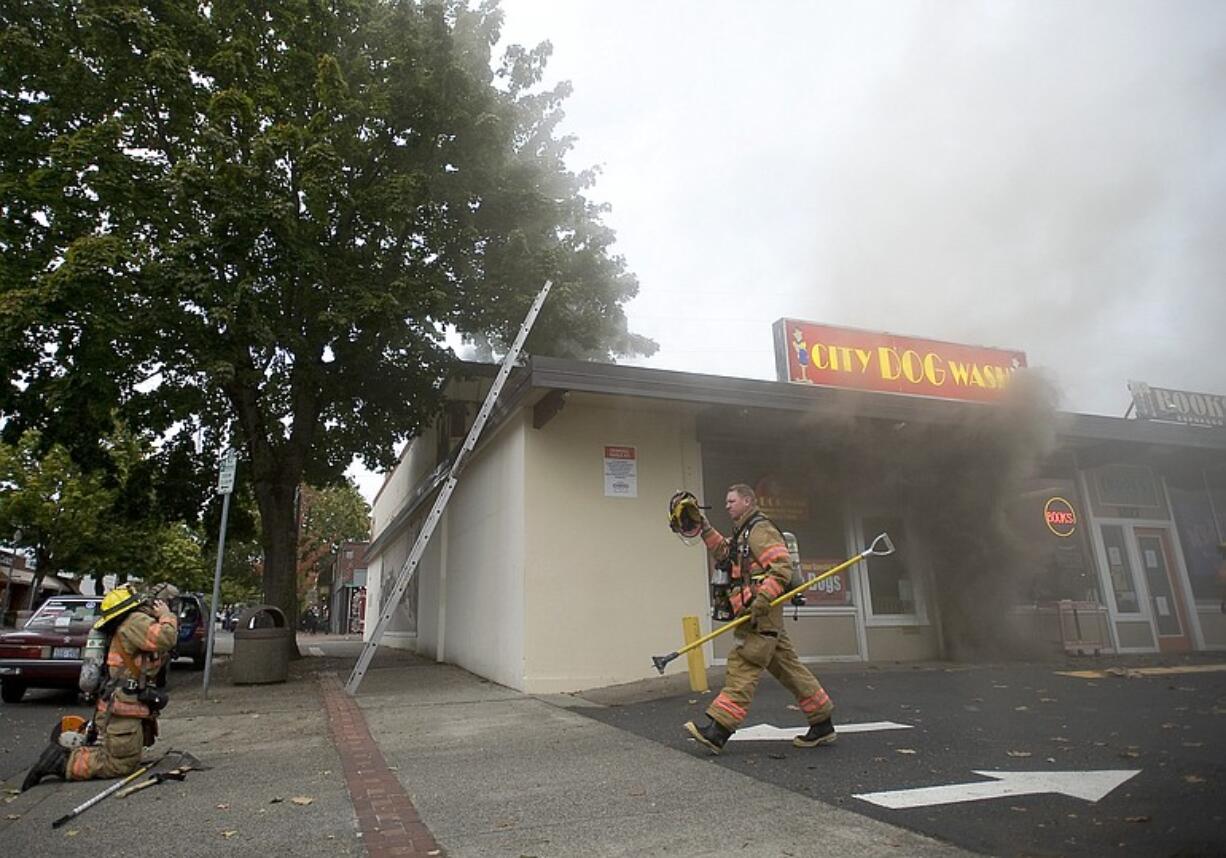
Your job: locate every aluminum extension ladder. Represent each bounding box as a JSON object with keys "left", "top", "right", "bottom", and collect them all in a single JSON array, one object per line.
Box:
[{"left": 344, "top": 281, "right": 553, "bottom": 695}]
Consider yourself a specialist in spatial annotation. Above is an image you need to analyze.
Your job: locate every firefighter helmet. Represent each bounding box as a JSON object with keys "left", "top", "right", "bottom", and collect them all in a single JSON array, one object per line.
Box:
[
  {"left": 668, "top": 491, "right": 705, "bottom": 540},
  {"left": 93, "top": 585, "right": 141, "bottom": 629}
]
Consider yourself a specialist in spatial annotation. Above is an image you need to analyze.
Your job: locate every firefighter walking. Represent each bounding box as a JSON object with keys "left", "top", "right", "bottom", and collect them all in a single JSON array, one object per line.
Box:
[
  {"left": 22, "top": 584, "right": 178, "bottom": 790},
  {"left": 682, "top": 484, "right": 836, "bottom": 754}
]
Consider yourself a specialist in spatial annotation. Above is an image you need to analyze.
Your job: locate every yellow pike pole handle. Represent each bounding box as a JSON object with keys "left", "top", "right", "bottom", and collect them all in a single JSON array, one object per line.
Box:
[{"left": 651, "top": 533, "right": 895, "bottom": 674}]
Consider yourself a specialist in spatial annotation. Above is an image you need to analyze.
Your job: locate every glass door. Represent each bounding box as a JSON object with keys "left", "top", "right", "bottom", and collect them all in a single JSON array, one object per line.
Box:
[{"left": 1134, "top": 527, "right": 1192, "bottom": 652}]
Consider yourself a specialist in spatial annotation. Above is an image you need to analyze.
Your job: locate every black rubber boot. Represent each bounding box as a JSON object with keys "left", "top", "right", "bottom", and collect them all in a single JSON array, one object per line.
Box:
[
  {"left": 793, "top": 718, "right": 837, "bottom": 748},
  {"left": 21, "top": 742, "right": 69, "bottom": 791},
  {"left": 684, "top": 718, "right": 733, "bottom": 755}
]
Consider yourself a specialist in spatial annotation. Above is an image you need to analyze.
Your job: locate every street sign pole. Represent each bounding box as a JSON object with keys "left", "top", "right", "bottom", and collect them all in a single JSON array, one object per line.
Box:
[{"left": 202, "top": 450, "right": 237, "bottom": 698}]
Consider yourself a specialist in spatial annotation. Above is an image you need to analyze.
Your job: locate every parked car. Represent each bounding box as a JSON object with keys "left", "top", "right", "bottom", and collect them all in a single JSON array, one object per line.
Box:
[
  {"left": 168, "top": 593, "right": 209, "bottom": 669},
  {"left": 0, "top": 594, "right": 101, "bottom": 703}
]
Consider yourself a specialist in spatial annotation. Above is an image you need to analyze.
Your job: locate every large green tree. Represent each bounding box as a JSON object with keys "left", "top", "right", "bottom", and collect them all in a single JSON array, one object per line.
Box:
[{"left": 1, "top": 0, "right": 654, "bottom": 640}]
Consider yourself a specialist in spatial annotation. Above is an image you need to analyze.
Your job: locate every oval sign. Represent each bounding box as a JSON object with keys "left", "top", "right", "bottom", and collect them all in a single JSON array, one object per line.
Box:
[{"left": 1043, "top": 496, "right": 1077, "bottom": 538}]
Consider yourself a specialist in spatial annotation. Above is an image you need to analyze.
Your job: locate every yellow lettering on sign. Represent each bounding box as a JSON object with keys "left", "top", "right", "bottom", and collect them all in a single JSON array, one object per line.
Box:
[
  {"left": 900, "top": 350, "right": 924, "bottom": 384},
  {"left": 923, "top": 353, "right": 946, "bottom": 386},
  {"left": 855, "top": 348, "right": 872, "bottom": 373},
  {"left": 811, "top": 343, "right": 829, "bottom": 370},
  {"left": 949, "top": 361, "right": 970, "bottom": 386},
  {"left": 879, "top": 347, "right": 901, "bottom": 381}
]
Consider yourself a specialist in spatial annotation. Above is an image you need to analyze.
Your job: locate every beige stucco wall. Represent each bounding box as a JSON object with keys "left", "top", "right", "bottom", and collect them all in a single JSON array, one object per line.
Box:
[
  {"left": 425, "top": 413, "right": 527, "bottom": 689},
  {"left": 521, "top": 397, "right": 709, "bottom": 693},
  {"left": 865, "top": 625, "right": 940, "bottom": 661},
  {"left": 1116, "top": 620, "right": 1156, "bottom": 650},
  {"left": 1195, "top": 607, "right": 1226, "bottom": 648}
]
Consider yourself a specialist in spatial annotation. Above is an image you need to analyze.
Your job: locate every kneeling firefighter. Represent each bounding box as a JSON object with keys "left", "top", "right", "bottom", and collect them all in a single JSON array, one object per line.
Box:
[
  {"left": 670, "top": 484, "right": 836, "bottom": 754},
  {"left": 22, "top": 583, "right": 178, "bottom": 790}
]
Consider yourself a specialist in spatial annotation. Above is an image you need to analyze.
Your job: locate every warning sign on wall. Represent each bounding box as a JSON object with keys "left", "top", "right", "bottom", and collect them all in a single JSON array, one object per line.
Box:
[{"left": 603, "top": 445, "right": 638, "bottom": 498}]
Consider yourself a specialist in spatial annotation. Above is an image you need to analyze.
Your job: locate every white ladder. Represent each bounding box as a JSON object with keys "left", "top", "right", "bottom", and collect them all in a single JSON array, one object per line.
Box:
[{"left": 344, "top": 281, "right": 553, "bottom": 695}]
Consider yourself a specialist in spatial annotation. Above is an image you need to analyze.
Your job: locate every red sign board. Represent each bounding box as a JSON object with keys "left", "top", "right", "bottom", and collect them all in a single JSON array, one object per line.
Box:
[{"left": 773, "top": 319, "right": 1027, "bottom": 402}]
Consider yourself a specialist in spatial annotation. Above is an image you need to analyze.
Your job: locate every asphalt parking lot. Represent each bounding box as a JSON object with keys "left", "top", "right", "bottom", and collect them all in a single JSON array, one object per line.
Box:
[{"left": 573, "top": 660, "right": 1226, "bottom": 858}]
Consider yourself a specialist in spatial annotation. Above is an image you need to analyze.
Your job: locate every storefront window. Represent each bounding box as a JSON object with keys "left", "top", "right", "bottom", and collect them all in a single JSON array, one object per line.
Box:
[
  {"left": 863, "top": 515, "right": 915, "bottom": 616},
  {"left": 1008, "top": 477, "right": 1100, "bottom": 604},
  {"left": 1100, "top": 524, "right": 1140, "bottom": 614},
  {"left": 1167, "top": 465, "right": 1226, "bottom": 603}
]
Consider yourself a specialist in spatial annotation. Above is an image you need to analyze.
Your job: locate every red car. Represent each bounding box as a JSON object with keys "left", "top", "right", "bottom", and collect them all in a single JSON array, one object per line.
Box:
[{"left": 0, "top": 594, "right": 101, "bottom": 703}]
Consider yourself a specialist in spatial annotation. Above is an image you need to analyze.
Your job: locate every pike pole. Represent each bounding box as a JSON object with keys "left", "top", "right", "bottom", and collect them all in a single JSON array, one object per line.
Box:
[{"left": 651, "top": 533, "right": 895, "bottom": 674}]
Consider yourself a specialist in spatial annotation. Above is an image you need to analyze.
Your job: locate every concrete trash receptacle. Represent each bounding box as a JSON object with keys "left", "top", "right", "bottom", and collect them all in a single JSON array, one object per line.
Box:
[{"left": 231, "top": 605, "right": 291, "bottom": 684}]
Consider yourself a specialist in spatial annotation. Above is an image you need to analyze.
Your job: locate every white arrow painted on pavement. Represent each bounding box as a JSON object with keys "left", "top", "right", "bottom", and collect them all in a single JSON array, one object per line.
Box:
[
  {"left": 729, "top": 721, "right": 913, "bottom": 742},
  {"left": 854, "top": 769, "right": 1141, "bottom": 809}
]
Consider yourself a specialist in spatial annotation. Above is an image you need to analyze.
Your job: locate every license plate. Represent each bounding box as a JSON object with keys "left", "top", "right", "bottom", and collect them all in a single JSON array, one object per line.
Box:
[{"left": 52, "top": 646, "right": 80, "bottom": 659}]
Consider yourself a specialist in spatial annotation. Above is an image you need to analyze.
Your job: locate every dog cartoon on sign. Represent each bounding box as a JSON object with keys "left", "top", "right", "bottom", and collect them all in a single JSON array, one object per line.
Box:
[{"left": 792, "top": 327, "right": 811, "bottom": 383}]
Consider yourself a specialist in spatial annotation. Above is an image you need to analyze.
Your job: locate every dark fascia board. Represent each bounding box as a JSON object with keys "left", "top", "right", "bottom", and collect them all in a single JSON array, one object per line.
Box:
[
  {"left": 1057, "top": 411, "right": 1226, "bottom": 451},
  {"left": 527, "top": 356, "right": 1226, "bottom": 452}
]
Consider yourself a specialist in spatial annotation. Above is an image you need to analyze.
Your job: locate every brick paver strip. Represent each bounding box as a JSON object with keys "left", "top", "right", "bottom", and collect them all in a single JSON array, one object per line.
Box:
[{"left": 320, "top": 674, "right": 444, "bottom": 858}]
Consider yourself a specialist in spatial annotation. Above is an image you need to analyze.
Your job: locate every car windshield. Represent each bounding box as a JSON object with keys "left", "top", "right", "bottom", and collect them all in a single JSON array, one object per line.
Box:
[{"left": 25, "top": 599, "right": 101, "bottom": 631}]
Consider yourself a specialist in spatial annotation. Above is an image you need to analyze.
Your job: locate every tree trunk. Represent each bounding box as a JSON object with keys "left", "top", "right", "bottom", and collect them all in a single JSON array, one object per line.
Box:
[
  {"left": 254, "top": 479, "right": 303, "bottom": 659},
  {"left": 26, "top": 545, "right": 52, "bottom": 611}
]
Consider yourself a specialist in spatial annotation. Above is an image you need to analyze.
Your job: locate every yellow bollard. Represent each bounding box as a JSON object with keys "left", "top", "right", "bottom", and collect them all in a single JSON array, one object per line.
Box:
[{"left": 682, "top": 616, "right": 708, "bottom": 693}]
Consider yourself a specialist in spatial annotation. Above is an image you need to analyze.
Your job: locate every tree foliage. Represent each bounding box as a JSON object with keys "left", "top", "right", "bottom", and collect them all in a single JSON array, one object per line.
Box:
[
  {"left": 1, "top": 0, "right": 654, "bottom": 634},
  {"left": 297, "top": 481, "right": 370, "bottom": 604}
]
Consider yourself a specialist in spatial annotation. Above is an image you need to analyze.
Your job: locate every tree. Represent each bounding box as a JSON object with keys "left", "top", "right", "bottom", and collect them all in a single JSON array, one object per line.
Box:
[
  {"left": 1, "top": 0, "right": 654, "bottom": 645},
  {"left": 297, "top": 481, "right": 370, "bottom": 607},
  {"left": 0, "top": 430, "right": 112, "bottom": 605}
]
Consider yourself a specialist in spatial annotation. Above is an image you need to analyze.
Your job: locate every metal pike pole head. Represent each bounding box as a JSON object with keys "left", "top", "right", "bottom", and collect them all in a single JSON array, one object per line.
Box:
[{"left": 652, "top": 652, "right": 678, "bottom": 675}]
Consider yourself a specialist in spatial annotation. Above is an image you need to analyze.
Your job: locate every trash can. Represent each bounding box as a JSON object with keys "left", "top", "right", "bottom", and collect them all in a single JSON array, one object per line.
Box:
[{"left": 230, "top": 605, "right": 291, "bottom": 684}]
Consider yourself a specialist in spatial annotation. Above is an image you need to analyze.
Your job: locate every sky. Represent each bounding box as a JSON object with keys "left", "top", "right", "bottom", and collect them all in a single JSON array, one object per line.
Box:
[{"left": 352, "top": 0, "right": 1226, "bottom": 501}]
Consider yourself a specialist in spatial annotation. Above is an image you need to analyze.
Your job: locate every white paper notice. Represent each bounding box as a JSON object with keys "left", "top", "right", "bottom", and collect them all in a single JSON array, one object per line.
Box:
[
  {"left": 1144, "top": 549, "right": 1159, "bottom": 569},
  {"left": 603, "top": 445, "right": 637, "bottom": 498},
  {"left": 1155, "top": 596, "right": 1170, "bottom": 616},
  {"left": 1108, "top": 546, "right": 1122, "bottom": 566}
]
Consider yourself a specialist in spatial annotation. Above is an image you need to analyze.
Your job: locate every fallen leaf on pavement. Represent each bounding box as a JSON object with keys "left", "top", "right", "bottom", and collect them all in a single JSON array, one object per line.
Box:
[
  {"left": 216, "top": 803, "right": 230, "bottom": 810},
  {"left": 1125, "top": 816, "right": 1150, "bottom": 823},
  {"left": 1009, "top": 806, "right": 1027, "bottom": 813},
  {"left": 1119, "top": 751, "right": 1140, "bottom": 759},
  {"left": 1014, "top": 706, "right": 1030, "bottom": 712},
  {"left": 1183, "top": 775, "right": 1205, "bottom": 784},
  {"left": 269, "top": 797, "right": 284, "bottom": 804},
  {"left": 222, "top": 830, "right": 238, "bottom": 838},
  {"left": 688, "top": 699, "right": 697, "bottom": 704},
  {"left": 3, "top": 790, "right": 18, "bottom": 796},
  {"left": 1051, "top": 737, "right": 1072, "bottom": 743},
  {"left": 65, "top": 830, "right": 79, "bottom": 837},
  {"left": 768, "top": 753, "right": 785, "bottom": 760},
  {"left": 896, "top": 748, "right": 917, "bottom": 755},
  {"left": 1007, "top": 751, "right": 1032, "bottom": 758},
  {"left": 787, "top": 704, "right": 800, "bottom": 711},
  {"left": 5, "top": 814, "right": 20, "bottom": 820},
  {"left": 1039, "top": 698, "right": 1057, "bottom": 703},
  {"left": 291, "top": 796, "right": 314, "bottom": 806}
]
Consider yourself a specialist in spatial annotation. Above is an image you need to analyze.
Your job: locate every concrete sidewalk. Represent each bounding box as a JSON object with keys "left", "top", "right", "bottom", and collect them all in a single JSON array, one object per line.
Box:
[{"left": 1, "top": 650, "right": 975, "bottom": 857}]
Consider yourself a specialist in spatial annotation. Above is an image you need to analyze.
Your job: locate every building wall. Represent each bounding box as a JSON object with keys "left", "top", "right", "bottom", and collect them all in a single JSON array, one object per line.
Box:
[
  {"left": 426, "top": 413, "right": 527, "bottom": 689},
  {"left": 1116, "top": 620, "right": 1156, "bottom": 650},
  {"left": 865, "top": 626, "right": 941, "bottom": 661},
  {"left": 521, "top": 398, "right": 709, "bottom": 693},
  {"left": 1196, "top": 607, "right": 1226, "bottom": 648}
]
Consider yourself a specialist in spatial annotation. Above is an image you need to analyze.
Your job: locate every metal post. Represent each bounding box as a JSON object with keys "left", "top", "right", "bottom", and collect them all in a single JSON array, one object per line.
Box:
[{"left": 203, "top": 451, "right": 237, "bottom": 698}]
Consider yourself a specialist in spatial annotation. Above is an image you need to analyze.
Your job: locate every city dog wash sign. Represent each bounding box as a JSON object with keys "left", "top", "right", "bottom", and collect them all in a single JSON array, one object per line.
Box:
[{"left": 773, "top": 319, "right": 1027, "bottom": 402}]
